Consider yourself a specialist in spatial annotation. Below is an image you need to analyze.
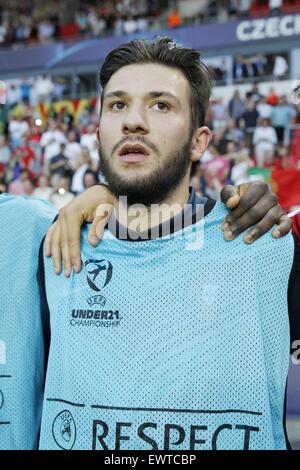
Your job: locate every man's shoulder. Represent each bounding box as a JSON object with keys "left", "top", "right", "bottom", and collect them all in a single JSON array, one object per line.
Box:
[
  {"left": 231, "top": 226, "right": 295, "bottom": 275},
  {"left": 203, "top": 200, "right": 228, "bottom": 225},
  {"left": 0, "top": 193, "right": 57, "bottom": 226},
  {"left": 204, "top": 200, "right": 294, "bottom": 262}
]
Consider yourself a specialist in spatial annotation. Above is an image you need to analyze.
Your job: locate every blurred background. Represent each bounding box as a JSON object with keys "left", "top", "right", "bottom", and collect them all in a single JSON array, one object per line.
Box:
[{"left": 0, "top": 0, "right": 299, "bottom": 449}]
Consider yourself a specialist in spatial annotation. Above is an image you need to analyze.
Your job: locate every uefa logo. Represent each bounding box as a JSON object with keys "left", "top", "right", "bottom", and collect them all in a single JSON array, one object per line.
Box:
[
  {"left": 52, "top": 410, "right": 76, "bottom": 450},
  {"left": 0, "top": 81, "right": 6, "bottom": 105}
]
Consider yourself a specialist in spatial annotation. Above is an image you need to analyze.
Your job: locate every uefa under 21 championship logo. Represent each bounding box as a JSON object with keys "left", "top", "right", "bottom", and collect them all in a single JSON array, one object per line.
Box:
[{"left": 84, "top": 259, "right": 113, "bottom": 292}]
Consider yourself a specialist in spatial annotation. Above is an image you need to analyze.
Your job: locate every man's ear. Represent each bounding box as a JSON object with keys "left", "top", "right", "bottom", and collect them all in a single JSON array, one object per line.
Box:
[
  {"left": 190, "top": 127, "right": 211, "bottom": 162},
  {"left": 96, "top": 125, "right": 100, "bottom": 146}
]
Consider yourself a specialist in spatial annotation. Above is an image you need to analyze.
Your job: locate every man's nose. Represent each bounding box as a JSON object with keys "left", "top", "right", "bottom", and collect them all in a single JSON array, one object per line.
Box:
[{"left": 122, "top": 105, "right": 149, "bottom": 135}]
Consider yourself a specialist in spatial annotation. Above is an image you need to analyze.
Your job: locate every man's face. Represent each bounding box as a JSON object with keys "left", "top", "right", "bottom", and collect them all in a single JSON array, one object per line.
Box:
[{"left": 98, "top": 63, "right": 194, "bottom": 205}]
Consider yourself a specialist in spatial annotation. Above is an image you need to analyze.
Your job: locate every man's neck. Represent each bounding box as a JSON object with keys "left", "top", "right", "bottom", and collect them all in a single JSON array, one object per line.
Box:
[{"left": 113, "top": 178, "right": 190, "bottom": 234}]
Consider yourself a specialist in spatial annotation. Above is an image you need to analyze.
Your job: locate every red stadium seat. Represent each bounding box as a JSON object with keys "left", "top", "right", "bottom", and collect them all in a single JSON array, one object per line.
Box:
[{"left": 59, "top": 23, "right": 80, "bottom": 39}]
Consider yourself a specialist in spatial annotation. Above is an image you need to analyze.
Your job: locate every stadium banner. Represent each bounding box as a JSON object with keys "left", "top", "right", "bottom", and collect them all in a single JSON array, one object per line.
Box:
[{"left": 7, "top": 97, "right": 98, "bottom": 122}]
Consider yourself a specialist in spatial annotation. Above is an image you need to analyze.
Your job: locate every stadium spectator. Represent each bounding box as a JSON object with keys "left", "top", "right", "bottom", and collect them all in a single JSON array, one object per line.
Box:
[
  {"left": 40, "top": 120, "right": 66, "bottom": 149},
  {"left": 253, "top": 118, "right": 278, "bottom": 167},
  {"left": 273, "top": 55, "right": 289, "bottom": 79},
  {"left": 33, "top": 75, "right": 55, "bottom": 103},
  {"left": 28, "top": 21, "right": 39, "bottom": 43},
  {"left": 83, "top": 168, "right": 99, "bottom": 189},
  {"left": 257, "top": 96, "right": 273, "bottom": 120},
  {"left": 12, "top": 136, "right": 35, "bottom": 174},
  {"left": 23, "top": 176, "right": 35, "bottom": 196},
  {"left": 52, "top": 78, "right": 66, "bottom": 101},
  {"left": 136, "top": 16, "right": 148, "bottom": 33},
  {"left": 239, "top": 0, "right": 253, "bottom": 16},
  {"left": 80, "top": 123, "right": 97, "bottom": 153},
  {"left": 208, "top": 0, "right": 218, "bottom": 19},
  {"left": 233, "top": 54, "right": 248, "bottom": 81},
  {"left": 217, "top": 119, "right": 245, "bottom": 153},
  {"left": 64, "top": 130, "right": 82, "bottom": 169},
  {"left": 60, "top": 107, "right": 74, "bottom": 129},
  {"left": 269, "top": 0, "right": 283, "bottom": 15},
  {"left": 240, "top": 99, "right": 260, "bottom": 142},
  {"left": 40, "top": 120, "right": 66, "bottom": 163},
  {"left": 48, "top": 142, "right": 73, "bottom": 192},
  {"left": 8, "top": 116, "right": 30, "bottom": 146},
  {"left": 20, "top": 77, "right": 32, "bottom": 104},
  {"left": 89, "top": 12, "right": 106, "bottom": 37},
  {"left": 203, "top": 153, "right": 231, "bottom": 200},
  {"left": 71, "top": 147, "right": 92, "bottom": 194},
  {"left": 230, "top": 147, "right": 255, "bottom": 185},
  {"left": 38, "top": 18, "right": 55, "bottom": 42},
  {"left": 6, "top": 84, "right": 21, "bottom": 110},
  {"left": 267, "top": 87, "right": 278, "bottom": 106},
  {"left": 249, "top": 84, "right": 262, "bottom": 104},
  {"left": 49, "top": 175, "right": 74, "bottom": 210},
  {"left": 33, "top": 174, "right": 53, "bottom": 201},
  {"left": 244, "top": 57, "right": 258, "bottom": 79},
  {"left": 75, "top": 9, "right": 89, "bottom": 35},
  {"left": 0, "top": 135, "right": 11, "bottom": 166},
  {"left": 8, "top": 168, "right": 29, "bottom": 196},
  {"left": 114, "top": 15, "right": 124, "bottom": 36},
  {"left": 228, "top": 90, "right": 246, "bottom": 122},
  {"left": 211, "top": 98, "right": 228, "bottom": 131},
  {"left": 167, "top": 9, "right": 182, "bottom": 28},
  {"left": 252, "top": 53, "right": 267, "bottom": 77},
  {"left": 271, "top": 95, "right": 295, "bottom": 143},
  {"left": 123, "top": 15, "right": 139, "bottom": 35}
]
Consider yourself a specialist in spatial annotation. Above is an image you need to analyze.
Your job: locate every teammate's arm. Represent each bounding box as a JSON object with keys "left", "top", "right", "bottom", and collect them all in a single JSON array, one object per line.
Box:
[
  {"left": 45, "top": 184, "right": 113, "bottom": 276},
  {"left": 220, "top": 182, "right": 292, "bottom": 243},
  {"left": 45, "top": 181, "right": 292, "bottom": 277}
]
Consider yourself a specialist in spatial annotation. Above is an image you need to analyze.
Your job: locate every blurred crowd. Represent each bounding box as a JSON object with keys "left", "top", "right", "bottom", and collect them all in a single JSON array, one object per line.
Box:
[
  {"left": 1, "top": 0, "right": 299, "bottom": 47},
  {"left": 233, "top": 54, "right": 289, "bottom": 81},
  {"left": 1, "top": 51, "right": 289, "bottom": 114},
  {"left": 0, "top": 100, "right": 102, "bottom": 210},
  {"left": 190, "top": 84, "right": 300, "bottom": 208},
  {"left": 4, "top": 75, "right": 67, "bottom": 108},
  {"left": 0, "top": 0, "right": 163, "bottom": 46},
  {"left": 0, "top": 81, "right": 300, "bottom": 211}
]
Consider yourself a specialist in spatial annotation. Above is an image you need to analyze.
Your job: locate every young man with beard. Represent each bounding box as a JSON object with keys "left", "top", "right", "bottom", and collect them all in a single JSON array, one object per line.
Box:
[
  {"left": 0, "top": 166, "right": 293, "bottom": 450},
  {"left": 0, "top": 42, "right": 298, "bottom": 448},
  {"left": 37, "top": 37, "right": 299, "bottom": 451}
]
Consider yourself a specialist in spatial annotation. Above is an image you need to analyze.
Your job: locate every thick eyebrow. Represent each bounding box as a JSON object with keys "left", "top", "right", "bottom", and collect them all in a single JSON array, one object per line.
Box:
[
  {"left": 148, "top": 91, "right": 181, "bottom": 106},
  {"left": 103, "top": 90, "right": 181, "bottom": 106},
  {"left": 103, "top": 90, "right": 128, "bottom": 101}
]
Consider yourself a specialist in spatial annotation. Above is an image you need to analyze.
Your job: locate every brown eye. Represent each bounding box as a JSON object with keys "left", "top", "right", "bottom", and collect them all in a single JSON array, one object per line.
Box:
[
  {"left": 153, "top": 101, "right": 169, "bottom": 111},
  {"left": 111, "top": 101, "right": 126, "bottom": 110}
]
